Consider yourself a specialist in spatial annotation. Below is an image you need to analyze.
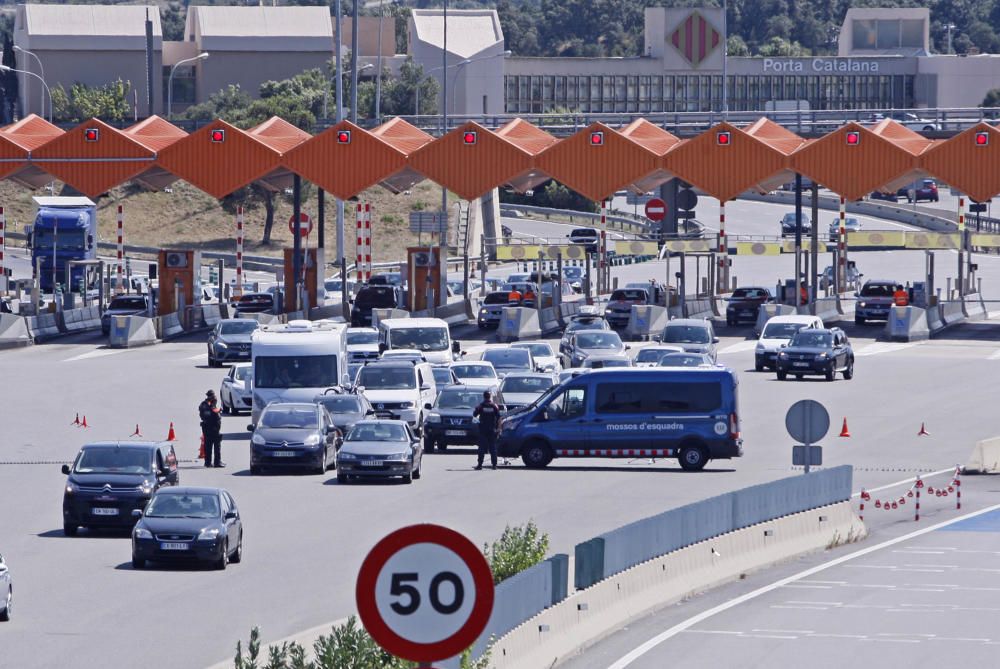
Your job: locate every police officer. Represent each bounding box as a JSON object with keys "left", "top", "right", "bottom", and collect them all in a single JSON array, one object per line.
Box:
[
  {"left": 199, "top": 390, "right": 224, "bottom": 468},
  {"left": 472, "top": 390, "right": 501, "bottom": 470}
]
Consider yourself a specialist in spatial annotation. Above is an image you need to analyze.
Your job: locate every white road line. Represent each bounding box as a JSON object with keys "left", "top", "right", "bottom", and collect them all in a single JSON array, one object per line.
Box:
[
  {"left": 770, "top": 605, "right": 828, "bottom": 610},
  {"left": 719, "top": 341, "right": 758, "bottom": 355},
  {"left": 860, "top": 638, "right": 921, "bottom": 643},
  {"left": 809, "top": 633, "right": 867, "bottom": 639},
  {"left": 854, "top": 342, "right": 918, "bottom": 357},
  {"left": 987, "top": 350, "right": 1000, "bottom": 360},
  {"left": 606, "top": 501, "right": 1000, "bottom": 669},
  {"left": 752, "top": 629, "right": 814, "bottom": 634},
  {"left": 187, "top": 353, "right": 207, "bottom": 361},
  {"left": 781, "top": 584, "right": 832, "bottom": 589},
  {"left": 62, "top": 349, "right": 126, "bottom": 362},
  {"left": 683, "top": 629, "right": 742, "bottom": 635}
]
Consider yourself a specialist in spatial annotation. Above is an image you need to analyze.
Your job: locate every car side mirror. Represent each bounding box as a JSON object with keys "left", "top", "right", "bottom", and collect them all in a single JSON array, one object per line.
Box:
[
  {"left": 61, "top": 464, "right": 71, "bottom": 475},
  {"left": 378, "top": 343, "right": 388, "bottom": 354},
  {"left": 131, "top": 509, "right": 143, "bottom": 519},
  {"left": 420, "top": 384, "right": 432, "bottom": 392},
  {"left": 366, "top": 409, "right": 376, "bottom": 415},
  {"left": 246, "top": 424, "right": 255, "bottom": 432},
  {"left": 451, "top": 341, "right": 461, "bottom": 353},
  {"left": 624, "top": 345, "right": 631, "bottom": 350},
  {"left": 225, "top": 511, "right": 238, "bottom": 520},
  {"left": 424, "top": 402, "right": 433, "bottom": 410},
  {"left": 712, "top": 337, "right": 719, "bottom": 344}
]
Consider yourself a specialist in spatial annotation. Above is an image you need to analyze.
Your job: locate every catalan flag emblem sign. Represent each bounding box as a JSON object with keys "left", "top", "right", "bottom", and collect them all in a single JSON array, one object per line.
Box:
[{"left": 670, "top": 11, "right": 721, "bottom": 68}]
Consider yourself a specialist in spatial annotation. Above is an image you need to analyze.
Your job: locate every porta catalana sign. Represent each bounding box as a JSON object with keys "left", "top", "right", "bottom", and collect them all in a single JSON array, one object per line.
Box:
[{"left": 762, "top": 58, "right": 880, "bottom": 73}]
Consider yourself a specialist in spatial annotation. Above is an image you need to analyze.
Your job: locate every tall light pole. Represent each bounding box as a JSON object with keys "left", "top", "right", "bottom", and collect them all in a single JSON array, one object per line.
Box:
[
  {"left": 721, "top": 0, "right": 728, "bottom": 117},
  {"left": 375, "top": 0, "right": 386, "bottom": 124},
  {"left": 336, "top": 0, "right": 347, "bottom": 311},
  {"left": 439, "top": 0, "right": 449, "bottom": 308},
  {"left": 351, "top": 0, "right": 360, "bottom": 125},
  {"left": 946, "top": 23, "right": 956, "bottom": 55},
  {"left": 0, "top": 65, "right": 51, "bottom": 122},
  {"left": 13, "top": 46, "right": 45, "bottom": 118},
  {"left": 167, "top": 52, "right": 208, "bottom": 120},
  {"left": 450, "top": 50, "right": 510, "bottom": 114}
]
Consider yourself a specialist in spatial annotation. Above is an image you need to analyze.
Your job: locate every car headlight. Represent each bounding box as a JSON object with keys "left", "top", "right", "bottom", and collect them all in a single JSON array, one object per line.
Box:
[
  {"left": 399, "top": 401, "right": 415, "bottom": 409},
  {"left": 388, "top": 452, "right": 411, "bottom": 461},
  {"left": 426, "top": 413, "right": 441, "bottom": 423},
  {"left": 215, "top": 341, "right": 228, "bottom": 349},
  {"left": 133, "top": 527, "right": 152, "bottom": 539},
  {"left": 755, "top": 343, "right": 765, "bottom": 352},
  {"left": 858, "top": 301, "right": 866, "bottom": 308},
  {"left": 777, "top": 352, "right": 787, "bottom": 359},
  {"left": 136, "top": 481, "right": 153, "bottom": 495},
  {"left": 817, "top": 352, "right": 828, "bottom": 359},
  {"left": 338, "top": 451, "right": 358, "bottom": 460},
  {"left": 479, "top": 308, "right": 487, "bottom": 315},
  {"left": 304, "top": 434, "right": 321, "bottom": 447},
  {"left": 197, "top": 527, "right": 220, "bottom": 541},
  {"left": 65, "top": 481, "right": 78, "bottom": 494},
  {"left": 604, "top": 308, "right": 612, "bottom": 313},
  {"left": 251, "top": 434, "right": 266, "bottom": 446}
]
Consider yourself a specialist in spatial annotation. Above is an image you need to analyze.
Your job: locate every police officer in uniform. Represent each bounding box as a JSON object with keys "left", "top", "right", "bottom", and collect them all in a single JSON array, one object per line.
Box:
[
  {"left": 199, "top": 390, "right": 225, "bottom": 468},
  {"left": 472, "top": 390, "right": 501, "bottom": 470}
]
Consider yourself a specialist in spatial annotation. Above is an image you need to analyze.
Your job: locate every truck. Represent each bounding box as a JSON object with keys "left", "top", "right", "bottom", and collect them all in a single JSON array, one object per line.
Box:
[{"left": 27, "top": 196, "right": 98, "bottom": 292}]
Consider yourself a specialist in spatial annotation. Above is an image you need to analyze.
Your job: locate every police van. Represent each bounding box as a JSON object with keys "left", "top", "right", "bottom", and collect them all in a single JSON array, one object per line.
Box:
[{"left": 497, "top": 368, "right": 741, "bottom": 471}]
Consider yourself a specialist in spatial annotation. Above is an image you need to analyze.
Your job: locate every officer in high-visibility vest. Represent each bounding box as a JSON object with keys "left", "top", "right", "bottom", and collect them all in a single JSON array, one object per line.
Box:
[{"left": 893, "top": 284, "right": 909, "bottom": 307}]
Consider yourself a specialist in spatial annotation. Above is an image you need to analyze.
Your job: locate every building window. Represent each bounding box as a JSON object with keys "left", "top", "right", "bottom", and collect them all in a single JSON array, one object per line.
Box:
[
  {"left": 900, "top": 19, "right": 923, "bottom": 48},
  {"left": 853, "top": 20, "right": 876, "bottom": 50},
  {"left": 163, "top": 65, "right": 196, "bottom": 112}
]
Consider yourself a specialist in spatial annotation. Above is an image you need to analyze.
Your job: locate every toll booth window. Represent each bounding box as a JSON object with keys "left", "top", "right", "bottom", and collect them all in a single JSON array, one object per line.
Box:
[
  {"left": 548, "top": 388, "right": 586, "bottom": 419},
  {"left": 595, "top": 385, "right": 642, "bottom": 413}
]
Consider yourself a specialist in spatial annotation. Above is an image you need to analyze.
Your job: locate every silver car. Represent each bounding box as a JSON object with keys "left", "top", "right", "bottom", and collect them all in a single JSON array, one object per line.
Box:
[
  {"left": 336, "top": 420, "right": 423, "bottom": 484},
  {"left": 207, "top": 318, "right": 259, "bottom": 367},
  {"left": 564, "top": 330, "right": 628, "bottom": 368},
  {"left": 0, "top": 552, "right": 11, "bottom": 621},
  {"left": 657, "top": 319, "right": 719, "bottom": 362},
  {"left": 220, "top": 363, "right": 253, "bottom": 415}
]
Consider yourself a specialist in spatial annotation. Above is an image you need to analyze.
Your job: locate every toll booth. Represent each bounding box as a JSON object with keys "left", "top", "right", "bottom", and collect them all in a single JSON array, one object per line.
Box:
[
  {"left": 157, "top": 250, "right": 202, "bottom": 316},
  {"left": 407, "top": 247, "right": 441, "bottom": 312},
  {"left": 283, "top": 247, "right": 323, "bottom": 313}
]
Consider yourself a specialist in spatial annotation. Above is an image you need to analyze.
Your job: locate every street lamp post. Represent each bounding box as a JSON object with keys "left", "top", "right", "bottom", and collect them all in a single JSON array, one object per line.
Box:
[
  {"left": 13, "top": 46, "right": 46, "bottom": 118},
  {"left": 946, "top": 23, "right": 957, "bottom": 55},
  {"left": 0, "top": 65, "right": 51, "bottom": 122},
  {"left": 167, "top": 52, "right": 209, "bottom": 120}
]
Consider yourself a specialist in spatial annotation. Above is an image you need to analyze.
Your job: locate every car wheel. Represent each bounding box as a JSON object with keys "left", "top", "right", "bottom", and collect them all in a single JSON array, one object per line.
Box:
[
  {"left": 215, "top": 541, "right": 229, "bottom": 570},
  {"left": 403, "top": 468, "right": 413, "bottom": 484},
  {"left": 522, "top": 441, "right": 553, "bottom": 469},
  {"left": 250, "top": 465, "right": 261, "bottom": 476},
  {"left": 131, "top": 555, "right": 145, "bottom": 570},
  {"left": 754, "top": 361, "right": 764, "bottom": 372},
  {"left": 423, "top": 435, "right": 436, "bottom": 453},
  {"left": 679, "top": 444, "right": 709, "bottom": 472},
  {"left": 63, "top": 523, "right": 78, "bottom": 537},
  {"left": 776, "top": 370, "right": 787, "bottom": 380},
  {"left": 413, "top": 459, "right": 422, "bottom": 480},
  {"left": 221, "top": 397, "right": 231, "bottom": 415},
  {"left": 825, "top": 367, "right": 836, "bottom": 381},
  {"left": 230, "top": 532, "right": 243, "bottom": 564},
  {"left": 726, "top": 318, "right": 735, "bottom": 327},
  {"left": 843, "top": 360, "right": 854, "bottom": 380},
  {"left": 0, "top": 586, "right": 11, "bottom": 621},
  {"left": 337, "top": 472, "right": 348, "bottom": 484},
  {"left": 855, "top": 316, "right": 865, "bottom": 325}
]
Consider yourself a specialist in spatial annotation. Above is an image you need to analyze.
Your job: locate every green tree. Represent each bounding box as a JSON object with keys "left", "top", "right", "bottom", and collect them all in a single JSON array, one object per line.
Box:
[
  {"left": 161, "top": 2, "right": 186, "bottom": 42},
  {"left": 51, "top": 78, "right": 133, "bottom": 123},
  {"left": 1, "top": 33, "right": 18, "bottom": 123},
  {"left": 483, "top": 521, "right": 550, "bottom": 584},
  {"left": 982, "top": 88, "right": 1000, "bottom": 107},
  {"left": 757, "top": 36, "right": 810, "bottom": 57}
]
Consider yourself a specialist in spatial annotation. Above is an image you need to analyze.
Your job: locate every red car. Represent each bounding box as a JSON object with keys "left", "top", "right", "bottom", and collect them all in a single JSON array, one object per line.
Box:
[{"left": 906, "top": 179, "right": 939, "bottom": 203}]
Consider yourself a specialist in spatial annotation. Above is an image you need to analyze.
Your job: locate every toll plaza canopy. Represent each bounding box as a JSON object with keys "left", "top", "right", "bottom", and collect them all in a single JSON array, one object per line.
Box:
[{"left": 7, "top": 114, "right": 1000, "bottom": 204}]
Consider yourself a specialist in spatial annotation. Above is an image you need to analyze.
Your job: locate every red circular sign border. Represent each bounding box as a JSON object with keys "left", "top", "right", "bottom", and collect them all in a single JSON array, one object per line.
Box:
[
  {"left": 644, "top": 197, "right": 667, "bottom": 222},
  {"left": 355, "top": 524, "right": 495, "bottom": 663},
  {"left": 288, "top": 212, "right": 313, "bottom": 236}
]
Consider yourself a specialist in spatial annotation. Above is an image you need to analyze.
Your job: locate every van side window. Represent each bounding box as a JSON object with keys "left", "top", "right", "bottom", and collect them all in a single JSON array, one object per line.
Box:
[
  {"left": 548, "top": 388, "right": 586, "bottom": 419},
  {"left": 595, "top": 385, "right": 642, "bottom": 413},
  {"left": 648, "top": 382, "right": 722, "bottom": 413}
]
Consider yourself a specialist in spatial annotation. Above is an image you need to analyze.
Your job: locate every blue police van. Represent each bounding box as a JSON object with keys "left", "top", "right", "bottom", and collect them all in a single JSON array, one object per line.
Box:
[{"left": 497, "top": 368, "right": 742, "bottom": 471}]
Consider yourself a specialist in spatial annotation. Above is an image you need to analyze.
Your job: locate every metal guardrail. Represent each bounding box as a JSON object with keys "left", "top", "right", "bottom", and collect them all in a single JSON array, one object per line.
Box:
[{"left": 499, "top": 204, "right": 705, "bottom": 239}]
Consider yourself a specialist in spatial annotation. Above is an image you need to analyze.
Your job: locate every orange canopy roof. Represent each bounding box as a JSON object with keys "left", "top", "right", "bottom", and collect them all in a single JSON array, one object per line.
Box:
[
  {"left": 921, "top": 122, "right": 1000, "bottom": 203},
  {"left": 0, "top": 114, "right": 63, "bottom": 187},
  {"left": 495, "top": 119, "right": 558, "bottom": 193},
  {"left": 620, "top": 119, "right": 681, "bottom": 194},
  {"left": 370, "top": 118, "right": 435, "bottom": 194},
  {"left": 123, "top": 116, "right": 187, "bottom": 191},
  {"left": 248, "top": 116, "right": 312, "bottom": 192}
]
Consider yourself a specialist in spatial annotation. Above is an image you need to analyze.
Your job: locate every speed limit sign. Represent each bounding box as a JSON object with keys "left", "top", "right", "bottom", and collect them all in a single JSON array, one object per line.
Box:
[{"left": 356, "top": 524, "right": 494, "bottom": 662}]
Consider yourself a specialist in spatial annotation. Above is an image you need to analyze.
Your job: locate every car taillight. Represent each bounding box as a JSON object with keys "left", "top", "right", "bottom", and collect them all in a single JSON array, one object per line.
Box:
[{"left": 730, "top": 412, "right": 740, "bottom": 439}]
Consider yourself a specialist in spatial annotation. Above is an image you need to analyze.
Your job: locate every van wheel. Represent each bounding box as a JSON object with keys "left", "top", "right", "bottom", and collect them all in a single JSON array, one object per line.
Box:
[
  {"left": 423, "top": 435, "right": 436, "bottom": 452},
  {"left": 522, "top": 441, "right": 553, "bottom": 469},
  {"left": 131, "top": 556, "right": 144, "bottom": 570},
  {"left": 679, "top": 444, "right": 709, "bottom": 472},
  {"left": 754, "top": 361, "right": 763, "bottom": 372}
]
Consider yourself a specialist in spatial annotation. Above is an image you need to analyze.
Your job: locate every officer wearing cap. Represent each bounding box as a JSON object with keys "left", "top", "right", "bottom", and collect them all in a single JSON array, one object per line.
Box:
[
  {"left": 472, "top": 390, "right": 501, "bottom": 470},
  {"left": 199, "top": 390, "right": 224, "bottom": 468}
]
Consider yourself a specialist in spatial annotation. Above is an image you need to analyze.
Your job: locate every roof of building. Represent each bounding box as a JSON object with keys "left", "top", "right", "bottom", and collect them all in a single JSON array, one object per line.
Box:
[
  {"left": 15, "top": 3, "right": 162, "bottom": 50},
  {"left": 410, "top": 9, "right": 503, "bottom": 59},
  {"left": 186, "top": 6, "right": 333, "bottom": 52}
]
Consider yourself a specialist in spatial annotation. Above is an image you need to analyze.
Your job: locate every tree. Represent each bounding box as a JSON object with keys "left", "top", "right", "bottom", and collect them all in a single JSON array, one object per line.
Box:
[
  {"left": 757, "top": 36, "right": 810, "bottom": 57},
  {"left": 161, "top": 2, "right": 186, "bottom": 42},
  {"left": 0, "top": 34, "right": 18, "bottom": 123},
  {"left": 51, "top": 79, "right": 133, "bottom": 123},
  {"left": 982, "top": 88, "right": 1000, "bottom": 107}
]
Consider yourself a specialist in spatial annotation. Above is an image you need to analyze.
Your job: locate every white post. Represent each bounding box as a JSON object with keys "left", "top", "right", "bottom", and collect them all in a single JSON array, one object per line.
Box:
[
  {"left": 958, "top": 195, "right": 966, "bottom": 297},
  {"left": 116, "top": 205, "right": 124, "bottom": 295},
  {"left": 600, "top": 199, "right": 608, "bottom": 295},
  {"left": 235, "top": 207, "right": 244, "bottom": 298}
]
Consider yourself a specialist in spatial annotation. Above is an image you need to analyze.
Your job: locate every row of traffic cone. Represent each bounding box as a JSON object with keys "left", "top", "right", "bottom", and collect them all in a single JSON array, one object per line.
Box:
[
  {"left": 837, "top": 417, "right": 930, "bottom": 438},
  {"left": 71, "top": 414, "right": 178, "bottom": 441}
]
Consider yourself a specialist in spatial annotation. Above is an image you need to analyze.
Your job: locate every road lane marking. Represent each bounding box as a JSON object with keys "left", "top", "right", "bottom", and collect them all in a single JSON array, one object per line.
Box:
[
  {"left": 770, "top": 605, "right": 828, "bottom": 610},
  {"left": 188, "top": 353, "right": 207, "bottom": 361},
  {"left": 854, "top": 342, "right": 918, "bottom": 357},
  {"left": 62, "top": 349, "right": 126, "bottom": 362},
  {"left": 606, "top": 501, "right": 1000, "bottom": 669},
  {"left": 719, "top": 341, "right": 758, "bottom": 354},
  {"left": 988, "top": 350, "right": 1000, "bottom": 360}
]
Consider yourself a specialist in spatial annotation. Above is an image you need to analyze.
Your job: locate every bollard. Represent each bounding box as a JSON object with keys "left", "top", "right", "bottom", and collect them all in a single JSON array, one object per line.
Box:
[
  {"left": 859, "top": 488, "right": 867, "bottom": 522},
  {"left": 915, "top": 475, "right": 923, "bottom": 521},
  {"left": 955, "top": 466, "right": 962, "bottom": 510}
]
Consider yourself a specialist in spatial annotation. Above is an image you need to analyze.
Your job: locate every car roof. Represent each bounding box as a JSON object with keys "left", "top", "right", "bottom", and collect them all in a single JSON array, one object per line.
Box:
[
  {"left": 347, "top": 326, "right": 377, "bottom": 332},
  {"left": 864, "top": 279, "right": 897, "bottom": 285},
  {"left": 587, "top": 353, "right": 629, "bottom": 360},
  {"left": 511, "top": 341, "right": 552, "bottom": 350},
  {"left": 262, "top": 402, "right": 317, "bottom": 411},
  {"left": 351, "top": 419, "right": 408, "bottom": 427},
  {"left": 154, "top": 486, "right": 224, "bottom": 495},
  {"left": 454, "top": 360, "right": 494, "bottom": 365},
  {"left": 665, "top": 318, "right": 711, "bottom": 327},
  {"left": 82, "top": 441, "right": 164, "bottom": 451},
  {"left": 573, "top": 328, "right": 616, "bottom": 335},
  {"left": 501, "top": 371, "right": 552, "bottom": 379},
  {"left": 765, "top": 315, "right": 821, "bottom": 324}
]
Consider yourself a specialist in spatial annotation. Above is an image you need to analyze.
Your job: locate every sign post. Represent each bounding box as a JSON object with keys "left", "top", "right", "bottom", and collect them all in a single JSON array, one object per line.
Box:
[
  {"left": 356, "top": 524, "right": 494, "bottom": 664},
  {"left": 785, "top": 399, "right": 829, "bottom": 474}
]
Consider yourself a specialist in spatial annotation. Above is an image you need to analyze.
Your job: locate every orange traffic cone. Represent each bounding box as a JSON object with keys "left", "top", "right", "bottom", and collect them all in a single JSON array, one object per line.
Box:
[
  {"left": 72, "top": 413, "right": 80, "bottom": 426},
  {"left": 81, "top": 415, "right": 89, "bottom": 428},
  {"left": 918, "top": 422, "right": 929, "bottom": 436},
  {"left": 198, "top": 435, "right": 206, "bottom": 460},
  {"left": 131, "top": 424, "right": 142, "bottom": 437},
  {"left": 839, "top": 417, "right": 851, "bottom": 438},
  {"left": 166, "top": 422, "right": 176, "bottom": 441}
]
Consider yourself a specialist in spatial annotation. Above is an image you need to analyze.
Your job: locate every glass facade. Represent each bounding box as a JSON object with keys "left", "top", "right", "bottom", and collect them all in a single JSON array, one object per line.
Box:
[{"left": 504, "top": 72, "right": 914, "bottom": 113}]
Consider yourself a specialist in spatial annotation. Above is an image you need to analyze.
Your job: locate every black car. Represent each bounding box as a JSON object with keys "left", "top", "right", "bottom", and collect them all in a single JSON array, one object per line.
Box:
[
  {"left": 313, "top": 390, "right": 376, "bottom": 436},
  {"left": 248, "top": 402, "right": 339, "bottom": 474},
  {"left": 206, "top": 318, "right": 259, "bottom": 367},
  {"left": 776, "top": 327, "right": 855, "bottom": 381},
  {"left": 604, "top": 288, "right": 651, "bottom": 328},
  {"left": 422, "top": 385, "right": 503, "bottom": 452},
  {"left": 62, "top": 441, "right": 179, "bottom": 536},
  {"left": 131, "top": 487, "right": 243, "bottom": 570},
  {"left": 101, "top": 295, "right": 150, "bottom": 335},
  {"left": 725, "top": 286, "right": 773, "bottom": 326},
  {"left": 234, "top": 292, "right": 274, "bottom": 315},
  {"left": 351, "top": 286, "right": 399, "bottom": 327}
]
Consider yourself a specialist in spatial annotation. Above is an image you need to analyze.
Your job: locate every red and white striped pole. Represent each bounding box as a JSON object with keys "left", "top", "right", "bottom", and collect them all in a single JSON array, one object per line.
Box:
[
  {"left": 0, "top": 206, "right": 6, "bottom": 294},
  {"left": 363, "top": 202, "right": 372, "bottom": 282},
  {"left": 955, "top": 466, "right": 962, "bottom": 510},
  {"left": 235, "top": 207, "right": 244, "bottom": 298},
  {"left": 600, "top": 199, "right": 608, "bottom": 294},
  {"left": 116, "top": 205, "right": 124, "bottom": 295},
  {"left": 838, "top": 196, "right": 847, "bottom": 292},
  {"left": 958, "top": 196, "right": 966, "bottom": 297},
  {"left": 718, "top": 202, "right": 727, "bottom": 294},
  {"left": 356, "top": 203, "right": 364, "bottom": 283},
  {"left": 915, "top": 475, "right": 923, "bottom": 522}
]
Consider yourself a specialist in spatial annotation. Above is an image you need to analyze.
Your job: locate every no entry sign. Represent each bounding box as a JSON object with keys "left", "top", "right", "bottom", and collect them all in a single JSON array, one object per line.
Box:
[
  {"left": 644, "top": 198, "right": 667, "bottom": 221},
  {"left": 356, "top": 524, "right": 494, "bottom": 662},
  {"left": 288, "top": 212, "right": 313, "bottom": 236}
]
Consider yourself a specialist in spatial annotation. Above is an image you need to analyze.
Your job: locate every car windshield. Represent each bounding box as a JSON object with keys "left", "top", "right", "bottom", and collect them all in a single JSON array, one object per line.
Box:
[
  {"left": 571, "top": 228, "right": 597, "bottom": 238},
  {"left": 355, "top": 288, "right": 395, "bottom": 307},
  {"left": 661, "top": 326, "right": 710, "bottom": 344},
  {"left": 514, "top": 343, "right": 553, "bottom": 358},
  {"left": 763, "top": 322, "right": 806, "bottom": 339},
  {"left": 109, "top": 297, "right": 147, "bottom": 310},
  {"left": 732, "top": 288, "right": 766, "bottom": 299},
  {"left": 483, "top": 350, "right": 531, "bottom": 368},
  {"left": 145, "top": 493, "right": 220, "bottom": 519},
  {"left": 389, "top": 327, "right": 448, "bottom": 351},
  {"left": 316, "top": 396, "right": 362, "bottom": 413},
  {"left": 219, "top": 321, "right": 258, "bottom": 335},
  {"left": 567, "top": 319, "right": 606, "bottom": 333},
  {"left": 452, "top": 364, "right": 496, "bottom": 379},
  {"left": 357, "top": 366, "right": 415, "bottom": 390},
  {"left": 74, "top": 447, "right": 151, "bottom": 474},
  {"left": 576, "top": 333, "right": 622, "bottom": 349},
  {"left": 239, "top": 294, "right": 271, "bottom": 304},
  {"left": 234, "top": 366, "right": 252, "bottom": 382},
  {"left": 861, "top": 284, "right": 895, "bottom": 297},
  {"left": 659, "top": 354, "right": 709, "bottom": 367},
  {"left": 346, "top": 331, "right": 378, "bottom": 345},
  {"left": 437, "top": 389, "right": 483, "bottom": 409},
  {"left": 611, "top": 289, "right": 647, "bottom": 301},
  {"left": 483, "top": 292, "right": 509, "bottom": 305},
  {"left": 502, "top": 376, "right": 554, "bottom": 393},
  {"left": 636, "top": 348, "right": 676, "bottom": 363},
  {"left": 563, "top": 267, "right": 583, "bottom": 280},
  {"left": 431, "top": 368, "right": 454, "bottom": 384},
  {"left": 791, "top": 332, "right": 834, "bottom": 348},
  {"left": 347, "top": 423, "right": 407, "bottom": 442},
  {"left": 260, "top": 406, "right": 318, "bottom": 429},
  {"left": 254, "top": 356, "right": 338, "bottom": 389}
]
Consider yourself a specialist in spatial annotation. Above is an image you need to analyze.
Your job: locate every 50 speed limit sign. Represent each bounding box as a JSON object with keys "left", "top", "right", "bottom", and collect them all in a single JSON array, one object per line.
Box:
[{"left": 356, "top": 524, "right": 495, "bottom": 662}]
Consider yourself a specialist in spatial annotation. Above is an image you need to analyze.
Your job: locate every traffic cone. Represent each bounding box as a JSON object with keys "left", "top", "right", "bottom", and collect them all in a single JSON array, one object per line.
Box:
[
  {"left": 81, "top": 416, "right": 89, "bottom": 428},
  {"left": 166, "top": 422, "right": 176, "bottom": 441},
  {"left": 198, "top": 435, "right": 206, "bottom": 460},
  {"left": 131, "top": 424, "right": 142, "bottom": 437},
  {"left": 72, "top": 413, "right": 80, "bottom": 426},
  {"left": 918, "top": 422, "right": 929, "bottom": 436},
  {"left": 839, "top": 417, "right": 851, "bottom": 438}
]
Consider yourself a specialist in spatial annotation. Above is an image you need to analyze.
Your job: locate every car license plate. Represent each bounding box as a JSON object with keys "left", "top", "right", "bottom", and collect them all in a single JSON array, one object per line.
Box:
[
  {"left": 272, "top": 450, "right": 298, "bottom": 457},
  {"left": 362, "top": 460, "right": 383, "bottom": 467},
  {"left": 445, "top": 430, "right": 465, "bottom": 436},
  {"left": 160, "top": 542, "right": 189, "bottom": 551},
  {"left": 92, "top": 507, "right": 118, "bottom": 516},
  {"left": 792, "top": 362, "right": 810, "bottom": 368},
  {"left": 741, "top": 311, "right": 753, "bottom": 316}
]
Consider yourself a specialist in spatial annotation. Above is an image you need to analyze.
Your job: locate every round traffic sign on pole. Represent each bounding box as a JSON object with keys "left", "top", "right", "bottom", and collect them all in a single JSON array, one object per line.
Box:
[
  {"left": 785, "top": 399, "right": 830, "bottom": 444},
  {"left": 644, "top": 198, "right": 667, "bottom": 222},
  {"left": 288, "top": 212, "right": 313, "bottom": 236},
  {"left": 356, "top": 524, "right": 494, "bottom": 663}
]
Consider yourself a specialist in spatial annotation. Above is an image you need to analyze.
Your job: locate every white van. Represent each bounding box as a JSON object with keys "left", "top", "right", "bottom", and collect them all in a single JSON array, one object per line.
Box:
[
  {"left": 250, "top": 320, "right": 350, "bottom": 425},
  {"left": 754, "top": 314, "right": 823, "bottom": 371},
  {"left": 377, "top": 317, "right": 459, "bottom": 364}
]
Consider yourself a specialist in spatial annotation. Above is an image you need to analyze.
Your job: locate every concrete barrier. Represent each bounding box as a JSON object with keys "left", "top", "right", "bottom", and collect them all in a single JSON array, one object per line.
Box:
[
  {"left": 538, "top": 307, "right": 561, "bottom": 335},
  {"left": 964, "top": 436, "right": 1000, "bottom": 474},
  {"left": 883, "top": 305, "right": 930, "bottom": 342},
  {"left": 754, "top": 303, "right": 796, "bottom": 335},
  {"left": 491, "top": 500, "right": 864, "bottom": 669},
  {"left": 0, "top": 313, "right": 32, "bottom": 348},
  {"left": 497, "top": 307, "right": 541, "bottom": 342},
  {"left": 108, "top": 315, "right": 158, "bottom": 348},
  {"left": 241, "top": 312, "right": 280, "bottom": 326},
  {"left": 27, "top": 312, "right": 61, "bottom": 340},
  {"left": 963, "top": 294, "right": 986, "bottom": 321},
  {"left": 940, "top": 300, "right": 966, "bottom": 326},
  {"left": 685, "top": 298, "right": 714, "bottom": 320},
  {"left": 557, "top": 301, "right": 581, "bottom": 328},
  {"left": 926, "top": 304, "right": 945, "bottom": 333},
  {"left": 813, "top": 297, "right": 840, "bottom": 323},
  {"left": 371, "top": 308, "right": 408, "bottom": 328},
  {"left": 309, "top": 303, "right": 345, "bottom": 321},
  {"left": 202, "top": 304, "right": 223, "bottom": 327},
  {"left": 436, "top": 301, "right": 471, "bottom": 326},
  {"left": 624, "top": 305, "right": 669, "bottom": 341},
  {"left": 159, "top": 312, "right": 184, "bottom": 340},
  {"left": 60, "top": 306, "right": 102, "bottom": 333}
]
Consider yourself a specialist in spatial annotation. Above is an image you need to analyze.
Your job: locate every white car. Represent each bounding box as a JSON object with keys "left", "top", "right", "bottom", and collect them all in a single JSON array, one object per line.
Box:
[
  {"left": 355, "top": 360, "right": 437, "bottom": 434},
  {"left": 631, "top": 345, "right": 685, "bottom": 367},
  {"left": 510, "top": 342, "right": 561, "bottom": 373},
  {"left": 754, "top": 314, "right": 824, "bottom": 371},
  {"left": 449, "top": 361, "right": 499, "bottom": 389},
  {"left": 499, "top": 373, "right": 557, "bottom": 410},
  {"left": 579, "top": 353, "right": 632, "bottom": 369},
  {"left": 0, "top": 551, "right": 10, "bottom": 621},
  {"left": 346, "top": 327, "right": 379, "bottom": 364},
  {"left": 220, "top": 363, "right": 253, "bottom": 415},
  {"left": 380, "top": 349, "right": 427, "bottom": 362}
]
